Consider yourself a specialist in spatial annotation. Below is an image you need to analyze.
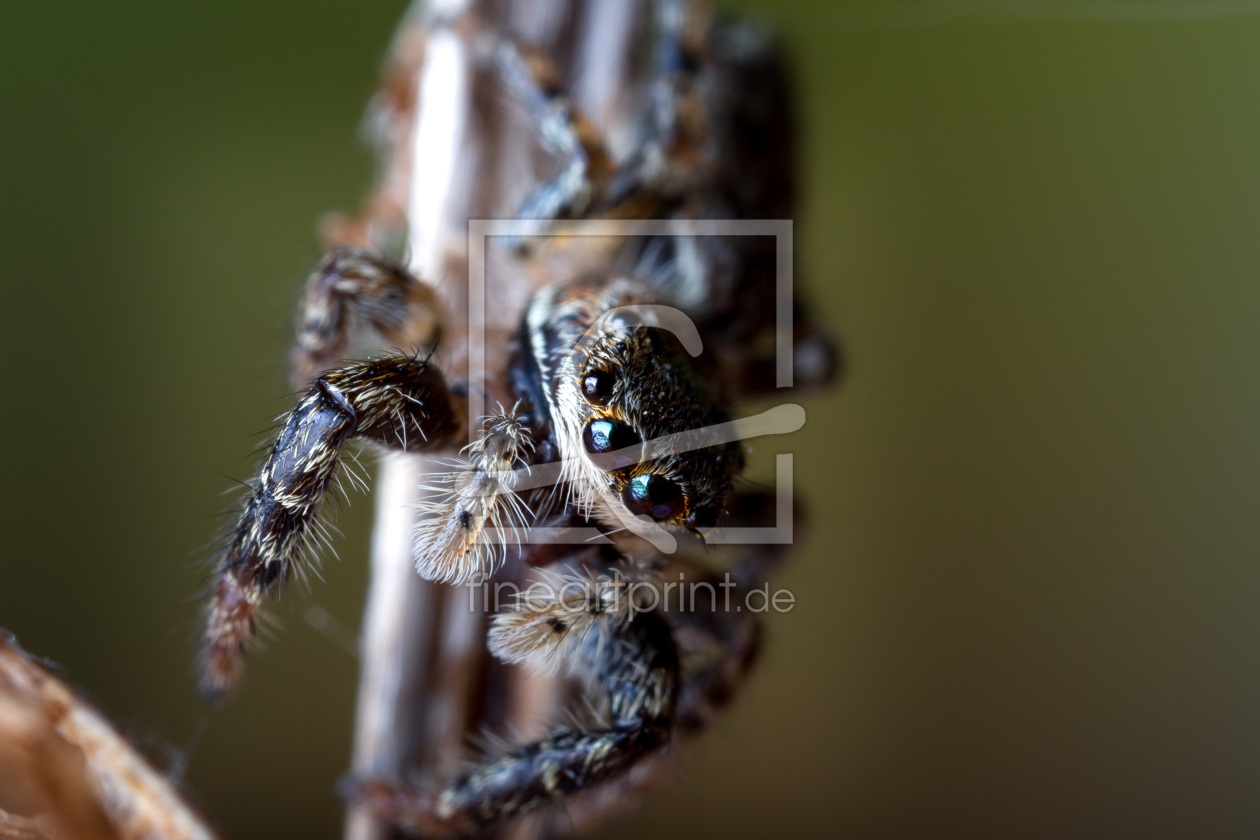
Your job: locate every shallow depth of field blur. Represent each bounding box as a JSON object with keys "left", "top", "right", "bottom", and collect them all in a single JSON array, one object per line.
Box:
[{"left": 4, "top": 0, "right": 1260, "bottom": 837}]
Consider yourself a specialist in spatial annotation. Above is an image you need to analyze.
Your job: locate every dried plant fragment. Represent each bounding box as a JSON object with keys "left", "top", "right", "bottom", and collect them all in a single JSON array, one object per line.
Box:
[{"left": 0, "top": 634, "right": 220, "bottom": 840}]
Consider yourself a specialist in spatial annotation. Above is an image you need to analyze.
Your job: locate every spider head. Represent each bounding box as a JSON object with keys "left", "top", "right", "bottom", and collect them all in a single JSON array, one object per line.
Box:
[{"left": 575, "top": 323, "right": 741, "bottom": 532}]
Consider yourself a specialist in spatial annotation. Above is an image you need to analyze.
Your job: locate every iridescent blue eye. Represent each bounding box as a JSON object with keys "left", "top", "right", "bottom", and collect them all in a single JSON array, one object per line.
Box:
[
  {"left": 622, "top": 474, "right": 685, "bottom": 522},
  {"left": 583, "top": 419, "right": 641, "bottom": 454}
]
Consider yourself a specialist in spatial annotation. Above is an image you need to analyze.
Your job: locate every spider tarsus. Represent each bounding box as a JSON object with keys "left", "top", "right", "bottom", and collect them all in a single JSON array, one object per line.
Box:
[{"left": 200, "top": 575, "right": 257, "bottom": 702}]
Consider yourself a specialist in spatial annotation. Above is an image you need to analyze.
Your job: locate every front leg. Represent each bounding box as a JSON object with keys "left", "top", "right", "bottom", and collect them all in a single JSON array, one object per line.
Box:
[
  {"left": 200, "top": 354, "right": 461, "bottom": 701},
  {"left": 292, "top": 247, "right": 443, "bottom": 387},
  {"left": 357, "top": 571, "right": 679, "bottom": 834}
]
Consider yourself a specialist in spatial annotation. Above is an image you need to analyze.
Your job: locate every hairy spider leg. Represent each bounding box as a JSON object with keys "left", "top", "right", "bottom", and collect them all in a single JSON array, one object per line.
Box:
[
  {"left": 292, "top": 247, "right": 443, "bottom": 388},
  {"left": 496, "top": 40, "right": 615, "bottom": 231},
  {"left": 605, "top": 0, "right": 712, "bottom": 207},
  {"left": 412, "top": 407, "right": 536, "bottom": 585},
  {"left": 357, "top": 569, "right": 679, "bottom": 834},
  {"left": 497, "top": 1, "right": 713, "bottom": 233},
  {"left": 201, "top": 355, "right": 461, "bottom": 701}
]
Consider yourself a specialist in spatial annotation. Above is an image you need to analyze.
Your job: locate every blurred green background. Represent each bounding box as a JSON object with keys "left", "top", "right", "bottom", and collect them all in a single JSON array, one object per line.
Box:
[{"left": 4, "top": 0, "right": 1260, "bottom": 837}]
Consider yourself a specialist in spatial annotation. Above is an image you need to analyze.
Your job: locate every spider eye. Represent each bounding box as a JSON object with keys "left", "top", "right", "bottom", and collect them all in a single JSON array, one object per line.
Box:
[
  {"left": 686, "top": 505, "right": 721, "bottom": 531},
  {"left": 622, "top": 474, "right": 685, "bottom": 522},
  {"left": 583, "top": 419, "right": 641, "bottom": 455},
  {"left": 581, "top": 369, "right": 615, "bottom": 404}
]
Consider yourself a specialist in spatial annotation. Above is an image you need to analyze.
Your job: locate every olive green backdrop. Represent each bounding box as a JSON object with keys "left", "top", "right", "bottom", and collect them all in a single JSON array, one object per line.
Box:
[{"left": 3, "top": 0, "right": 1260, "bottom": 837}]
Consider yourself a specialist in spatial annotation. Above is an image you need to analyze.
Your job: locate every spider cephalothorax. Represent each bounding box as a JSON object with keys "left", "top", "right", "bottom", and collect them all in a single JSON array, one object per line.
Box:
[
  {"left": 200, "top": 2, "right": 837, "bottom": 835},
  {"left": 519, "top": 275, "right": 742, "bottom": 535}
]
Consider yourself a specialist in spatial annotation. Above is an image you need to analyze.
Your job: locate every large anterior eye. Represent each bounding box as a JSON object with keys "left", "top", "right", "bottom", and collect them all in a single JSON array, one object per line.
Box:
[
  {"left": 581, "top": 369, "right": 615, "bottom": 404},
  {"left": 583, "top": 419, "right": 641, "bottom": 455},
  {"left": 622, "top": 473, "right": 685, "bottom": 522}
]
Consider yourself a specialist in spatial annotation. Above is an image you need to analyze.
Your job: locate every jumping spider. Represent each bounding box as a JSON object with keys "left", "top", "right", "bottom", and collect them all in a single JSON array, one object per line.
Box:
[{"left": 201, "top": 2, "right": 836, "bottom": 835}]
